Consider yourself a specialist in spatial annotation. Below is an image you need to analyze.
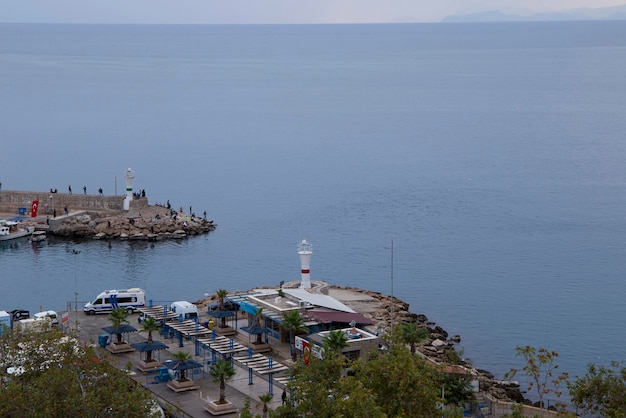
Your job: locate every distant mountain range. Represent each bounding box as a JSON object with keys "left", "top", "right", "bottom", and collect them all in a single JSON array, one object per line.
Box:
[{"left": 443, "top": 4, "right": 626, "bottom": 23}]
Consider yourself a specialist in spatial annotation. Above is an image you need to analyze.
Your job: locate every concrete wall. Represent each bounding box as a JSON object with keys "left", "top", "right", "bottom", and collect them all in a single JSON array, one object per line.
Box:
[
  {"left": 483, "top": 393, "right": 568, "bottom": 417},
  {"left": 0, "top": 190, "right": 134, "bottom": 214}
]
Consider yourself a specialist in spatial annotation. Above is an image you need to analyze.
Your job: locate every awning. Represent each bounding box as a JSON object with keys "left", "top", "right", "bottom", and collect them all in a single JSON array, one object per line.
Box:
[
  {"left": 241, "top": 325, "right": 272, "bottom": 335},
  {"left": 207, "top": 310, "right": 235, "bottom": 319},
  {"left": 130, "top": 341, "right": 169, "bottom": 352},
  {"left": 102, "top": 324, "right": 138, "bottom": 335},
  {"left": 165, "top": 359, "right": 203, "bottom": 371},
  {"left": 306, "top": 311, "right": 374, "bottom": 325}
]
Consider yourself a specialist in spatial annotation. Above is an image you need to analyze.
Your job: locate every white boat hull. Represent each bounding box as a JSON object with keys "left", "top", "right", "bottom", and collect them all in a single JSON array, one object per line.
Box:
[{"left": 0, "top": 227, "right": 33, "bottom": 241}]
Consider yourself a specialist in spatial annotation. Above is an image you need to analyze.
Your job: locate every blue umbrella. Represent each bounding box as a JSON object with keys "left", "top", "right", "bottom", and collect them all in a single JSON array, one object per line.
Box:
[{"left": 131, "top": 340, "right": 169, "bottom": 363}]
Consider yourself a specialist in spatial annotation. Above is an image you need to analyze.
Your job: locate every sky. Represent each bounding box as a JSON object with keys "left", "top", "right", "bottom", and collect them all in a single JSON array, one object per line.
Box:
[{"left": 2, "top": 0, "right": 626, "bottom": 24}]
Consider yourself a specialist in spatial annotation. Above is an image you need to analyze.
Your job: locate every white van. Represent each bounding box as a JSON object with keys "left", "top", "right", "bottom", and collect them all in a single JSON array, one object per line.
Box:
[
  {"left": 16, "top": 318, "right": 52, "bottom": 333},
  {"left": 34, "top": 310, "right": 58, "bottom": 326},
  {"left": 83, "top": 288, "right": 145, "bottom": 315},
  {"left": 170, "top": 301, "right": 198, "bottom": 321}
]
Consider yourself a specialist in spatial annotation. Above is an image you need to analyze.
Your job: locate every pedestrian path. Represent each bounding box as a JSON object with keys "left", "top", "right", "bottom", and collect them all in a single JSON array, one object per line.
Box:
[{"left": 72, "top": 312, "right": 290, "bottom": 417}]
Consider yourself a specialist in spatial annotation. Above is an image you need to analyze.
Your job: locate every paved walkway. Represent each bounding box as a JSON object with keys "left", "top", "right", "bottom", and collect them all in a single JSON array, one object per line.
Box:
[{"left": 70, "top": 312, "right": 292, "bottom": 418}]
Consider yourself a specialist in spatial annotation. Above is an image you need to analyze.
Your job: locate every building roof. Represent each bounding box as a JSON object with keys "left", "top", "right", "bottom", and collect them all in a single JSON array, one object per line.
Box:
[
  {"left": 283, "top": 288, "right": 355, "bottom": 313},
  {"left": 305, "top": 310, "right": 374, "bottom": 325}
]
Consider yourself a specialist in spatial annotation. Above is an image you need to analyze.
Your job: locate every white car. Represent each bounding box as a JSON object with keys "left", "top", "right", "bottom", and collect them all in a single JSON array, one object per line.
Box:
[{"left": 34, "top": 310, "right": 59, "bottom": 326}]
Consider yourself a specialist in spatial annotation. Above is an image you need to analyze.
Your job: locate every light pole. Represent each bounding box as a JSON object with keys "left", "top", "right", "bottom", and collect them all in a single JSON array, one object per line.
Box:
[
  {"left": 390, "top": 239, "right": 394, "bottom": 335},
  {"left": 72, "top": 249, "right": 81, "bottom": 331}
]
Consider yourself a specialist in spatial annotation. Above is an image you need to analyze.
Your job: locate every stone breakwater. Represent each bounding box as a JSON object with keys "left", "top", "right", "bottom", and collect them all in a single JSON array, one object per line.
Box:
[
  {"left": 0, "top": 190, "right": 215, "bottom": 241},
  {"left": 324, "top": 285, "right": 525, "bottom": 404},
  {"left": 39, "top": 205, "right": 214, "bottom": 240}
]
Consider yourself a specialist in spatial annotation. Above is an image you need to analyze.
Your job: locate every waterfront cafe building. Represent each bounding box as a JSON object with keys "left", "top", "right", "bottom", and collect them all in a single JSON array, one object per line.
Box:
[{"left": 226, "top": 287, "right": 378, "bottom": 358}]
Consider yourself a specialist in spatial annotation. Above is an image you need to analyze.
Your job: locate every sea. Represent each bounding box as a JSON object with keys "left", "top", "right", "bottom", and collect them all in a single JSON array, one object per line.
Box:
[{"left": 1, "top": 21, "right": 626, "bottom": 403}]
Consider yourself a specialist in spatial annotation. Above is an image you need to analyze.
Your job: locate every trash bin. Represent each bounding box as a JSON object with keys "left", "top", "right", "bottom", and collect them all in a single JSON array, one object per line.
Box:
[
  {"left": 18, "top": 207, "right": 27, "bottom": 215},
  {"left": 208, "top": 319, "right": 214, "bottom": 330},
  {"left": 98, "top": 334, "right": 109, "bottom": 348}
]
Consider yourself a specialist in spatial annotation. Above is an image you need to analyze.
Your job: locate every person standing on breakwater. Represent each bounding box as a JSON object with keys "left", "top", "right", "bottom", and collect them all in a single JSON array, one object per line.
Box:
[
  {"left": 68, "top": 185, "right": 72, "bottom": 194},
  {"left": 98, "top": 188, "right": 103, "bottom": 196},
  {"left": 83, "top": 186, "right": 86, "bottom": 194}
]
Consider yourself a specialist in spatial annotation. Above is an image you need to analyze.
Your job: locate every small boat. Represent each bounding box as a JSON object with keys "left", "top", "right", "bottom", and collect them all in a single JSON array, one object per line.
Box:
[
  {"left": 31, "top": 231, "right": 47, "bottom": 242},
  {"left": 0, "top": 220, "right": 34, "bottom": 241}
]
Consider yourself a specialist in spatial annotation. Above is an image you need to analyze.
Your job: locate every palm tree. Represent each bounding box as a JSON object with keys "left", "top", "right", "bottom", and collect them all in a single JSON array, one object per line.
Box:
[
  {"left": 258, "top": 393, "right": 273, "bottom": 418},
  {"left": 282, "top": 310, "right": 308, "bottom": 361},
  {"left": 209, "top": 359, "right": 236, "bottom": 404},
  {"left": 141, "top": 316, "right": 161, "bottom": 362},
  {"left": 400, "top": 322, "right": 429, "bottom": 354},
  {"left": 109, "top": 307, "right": 129, "bottom": 344},
  {"left": 172, "top": 351, "right": 193, "bottom": 382},
  {"left": 323, "top": 329, "right": 349, "bottom": 354},
  {"left": 253, "top": 307, "right": 264, "bottom": 345},
  {"left": 215, "top": 289, "right": 229, "bottom": 328}
]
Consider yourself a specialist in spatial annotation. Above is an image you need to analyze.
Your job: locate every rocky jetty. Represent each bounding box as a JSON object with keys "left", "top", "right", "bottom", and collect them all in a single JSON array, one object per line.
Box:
[
  {"left": 324, "top": 285, "right": 525, "bottom": 403},
  {"left": 45, "top": 205, "right": 215, "bottom": 241}
]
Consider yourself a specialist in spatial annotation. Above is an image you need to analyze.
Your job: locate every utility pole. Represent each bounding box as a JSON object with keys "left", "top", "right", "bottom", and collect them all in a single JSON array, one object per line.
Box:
[
  {"left": 390, "top": 239, "right": 394, "bottom": 335},
  {"left": 72, "top": 249, "right": 81, "bottom": 331}
]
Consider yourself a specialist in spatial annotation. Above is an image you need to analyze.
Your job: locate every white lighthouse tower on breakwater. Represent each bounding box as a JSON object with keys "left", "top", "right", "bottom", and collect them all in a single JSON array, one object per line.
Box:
[
  {"left": 298, "top": 239, "right": 312, "bottom": 289},
  {"left": 123, "top": 168, "right": 134, "bottom": 211}
]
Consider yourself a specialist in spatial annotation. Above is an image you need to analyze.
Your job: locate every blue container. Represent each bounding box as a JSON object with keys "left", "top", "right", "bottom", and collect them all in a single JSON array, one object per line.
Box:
[
  {"left": 18, "top": 207, "right": 27, "bottom": 215},
  {"left": 98, "top": 334, "right": 109, "bottom": 348}
]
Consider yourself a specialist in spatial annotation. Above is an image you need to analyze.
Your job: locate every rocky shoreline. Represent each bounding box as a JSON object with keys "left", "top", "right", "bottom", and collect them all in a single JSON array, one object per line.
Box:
[
  {"left": 27, "top": 205, "right": 215, "bottom": 241},
  {"left": 324, "top": 285, "right": 526, "bottom": 404}
]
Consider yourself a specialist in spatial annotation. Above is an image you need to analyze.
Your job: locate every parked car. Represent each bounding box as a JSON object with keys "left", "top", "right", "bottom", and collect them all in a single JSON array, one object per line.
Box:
[
  {"left": 34, "top": 310, "right": 59, "bottom": 326},
  {"left": 10, "top": 309, "right": 30, "bottom": 328}
]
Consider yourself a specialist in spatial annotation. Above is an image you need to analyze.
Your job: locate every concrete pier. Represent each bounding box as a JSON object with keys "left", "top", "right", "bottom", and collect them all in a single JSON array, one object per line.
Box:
[{"left": 0, "top": 190, "right": 132, "bottom": 213}]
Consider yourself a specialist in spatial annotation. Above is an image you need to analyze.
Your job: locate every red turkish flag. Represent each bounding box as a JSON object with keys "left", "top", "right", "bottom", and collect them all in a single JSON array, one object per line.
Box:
[
  {"left": 302, "top": 339, "right": 311, "bottom": 365},
  {"left": 31, "top": 200, "right": 39, "bottom": 217}
]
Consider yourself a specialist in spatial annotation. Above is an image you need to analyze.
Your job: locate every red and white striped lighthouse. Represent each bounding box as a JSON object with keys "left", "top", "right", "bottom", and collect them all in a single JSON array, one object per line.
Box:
[{"left": 298, "top": 239, "right": 312, "bottom": 289}]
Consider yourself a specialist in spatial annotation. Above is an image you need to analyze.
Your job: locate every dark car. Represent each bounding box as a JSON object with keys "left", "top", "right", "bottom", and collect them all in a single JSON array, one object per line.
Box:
[
  {"left": 10, "top": 309, "right": 30, "bottom": 327},
  {"left": 10, "top": 309, "right": 30, "bottom": 321}
]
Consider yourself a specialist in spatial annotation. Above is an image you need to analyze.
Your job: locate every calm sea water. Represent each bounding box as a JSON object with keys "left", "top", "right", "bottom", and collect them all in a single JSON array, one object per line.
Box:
[{"left": 1, "top": 22, "right": 626, "bottom": 397}]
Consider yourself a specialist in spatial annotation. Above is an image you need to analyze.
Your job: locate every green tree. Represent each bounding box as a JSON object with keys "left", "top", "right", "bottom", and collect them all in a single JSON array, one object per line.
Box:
[
  {"left": 322, "top": 329, "right": 348, "bottom": 354},
  {"left": 259, "top": 392, "right": 273, "bottom": 418},
  {"left": 253, "top": 307, "right": 265, "bottom": 345},
  {"left": 141, "top": 316, "right": 161, "bottom": 363},
  {"left": 276, "top": 335, "right": 443, "bottom": 418},
  {"left": 172, "top": 351, "right": 193, "bottom": 382},
  {"left": 568, "top": 361, "right": 626, "bottom": 416},
  {"left": 278, "top": 280, "right": 285, "bottom": 297},
  {"left": 278, "top": 354, "right": 385, "bottom": 418},
  {"left": 109, "top": 307, "right": 129, "bottom": 344},
  {"left": 216, "top": 289, "right": 229, "bottom": 328},
  {"left": 505, "top": 346, "right": 569, "bottom": 410},
  {"left": 440, "top": 372, "right": 475, "bottom": 407},
  {"left": 0, "top": 329, "right": 160, "bottom": 417},
  {"left": 209, "top": 359, "right": 236, "bottom": 404},
  {"left": 399, "top": 321, "right": 429, "bottom": 354},
  {"left": 239, "top": 397, "right": 254, "bottom": 418},
  {"left": 355, "top": 340, "right": 441, "bottom": 417},
  {"left": 282, "top": 310, "right": 308, "bottom": 361}
]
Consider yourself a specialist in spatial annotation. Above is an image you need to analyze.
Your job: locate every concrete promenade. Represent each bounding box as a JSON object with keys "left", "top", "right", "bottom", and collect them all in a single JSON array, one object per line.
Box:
[{"left": 70, "top": 311, "right": 291, "bottom": 418}]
